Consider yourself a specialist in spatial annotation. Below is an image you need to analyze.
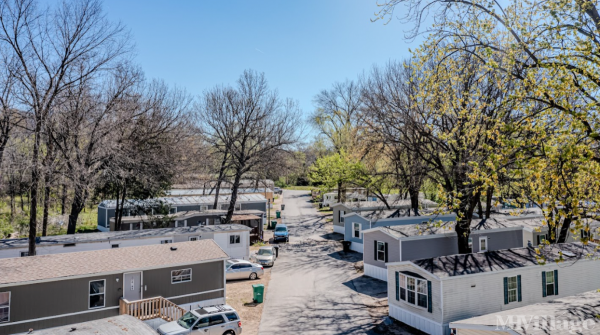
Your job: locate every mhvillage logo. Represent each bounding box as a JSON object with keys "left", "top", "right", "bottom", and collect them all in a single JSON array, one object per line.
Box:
[{"left": 495, "top": 312, "right": 597, "bottom": 333}]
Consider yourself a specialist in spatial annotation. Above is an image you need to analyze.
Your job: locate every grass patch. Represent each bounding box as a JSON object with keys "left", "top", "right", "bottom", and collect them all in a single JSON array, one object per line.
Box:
[
  {"left": 283, "top": 186, "right": 313, "bottom": 191},
  {"left": 252, "top": 241, "right": 267, "bottom": 247}
]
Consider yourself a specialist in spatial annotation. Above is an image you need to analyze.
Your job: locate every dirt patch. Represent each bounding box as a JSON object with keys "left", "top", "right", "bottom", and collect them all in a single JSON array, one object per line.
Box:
[{"left": 225, "top": 267, "right": 272, "bottom": 335}]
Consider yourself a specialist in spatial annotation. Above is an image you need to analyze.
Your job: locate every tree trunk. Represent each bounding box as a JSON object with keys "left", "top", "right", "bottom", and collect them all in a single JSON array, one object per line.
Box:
[
  {"left": 409, "top": 187, "right": 420, "bottom": 216},
  {"left": 485, "top": 186, "right": 494, "bottom": 218},
  {"left": 67, "top": 184, "right": 87, "bottom": 235},
  {"left": 455, "top": 188, "right": 481, "bottom": 254},
  {"left": 61, "top": 183, "right": 67, "bottom": 215},
  {"left": 19, "top": 191, "right": 24, "bottom": 212},
  {"left": 556, "top": 205, "right": 574, "bottom": 243},
  {"left": 28, "top": 116, "right": 44, "bottom": 256},
  {"left": 115, "top": 183, "right": 127, "bottom": 231},
  {"left": 477, "top": 197, "right": 483, "bottom": 219},
  {"left": 213, "top": 152, "right": 229, "bottom": 209},
  {"left": 337, "top": 182, "right": 342, "bottom": 204},
  {"left": 223, "top": 170, "right": 243, "bottom": 224},
  {"left": 42, "top": 184, "right": 50, "bottom": 236}
]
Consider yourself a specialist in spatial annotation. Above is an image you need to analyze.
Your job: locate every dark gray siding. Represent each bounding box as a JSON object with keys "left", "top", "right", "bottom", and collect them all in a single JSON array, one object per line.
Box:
[
  {"left": 0, "top": 261, "right": 224, "bottom": 335},
  {"left": 363, "top": 231, "right": 400, "bottom": 269},
  {"left": 97, "top": 207, "right": 107, "bottom": 228},
  {"left": 175, "top": 205, "right": 199, "bottom": 212},
  {"left": 401, "top": 235, "right": 459, "bottom": 260},
  {"left": 144, "top": 261, "right": 224, "bottom": 299},
  {"left": 1, "top": 274, "right": 121, "bottom": 335}
]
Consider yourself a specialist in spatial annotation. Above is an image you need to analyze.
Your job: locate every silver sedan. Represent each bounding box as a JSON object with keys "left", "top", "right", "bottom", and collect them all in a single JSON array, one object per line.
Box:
[{"left": 226, "top": 259, "right": 264, "bottom": 280}]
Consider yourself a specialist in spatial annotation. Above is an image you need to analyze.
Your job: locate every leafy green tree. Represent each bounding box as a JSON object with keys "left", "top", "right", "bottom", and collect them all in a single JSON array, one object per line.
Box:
[{"left": 308, "top": 151, "right": 361, "bottom": 203}]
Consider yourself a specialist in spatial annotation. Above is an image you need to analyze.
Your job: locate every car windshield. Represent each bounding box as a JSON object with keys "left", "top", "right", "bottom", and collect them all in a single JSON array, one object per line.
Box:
[
  {"left": 177, "top": 312, "right": 198, "bottom": 329},
  {"left": 257, "top": 249, "right": 273, "bottom": 256},
  {"left": 226, "top": 260, "right": 238, "bottom": 268},
  {"left": 275, "top": 227, "right": 287, "bottom": 232}
]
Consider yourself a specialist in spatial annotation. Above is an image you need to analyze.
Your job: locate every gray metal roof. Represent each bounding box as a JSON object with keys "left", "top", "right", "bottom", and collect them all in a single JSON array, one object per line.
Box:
[
  {"left": 0, "top": 224, "right": 251, "bottom": 249},
  {"left": 166, "top": 188, "right": 273, "bottom": 196},
  {"left": 336, "top": 199, "right": 439, "bottom": 212},
  {"left": 98, "top": 193, "right": 267, "bottom": 209},
  {"left": 451, "top": 290, "right": 600, "bottom": 334},
  {"left": 109, "top": 209, "right": 265, "bottom": 224},
  {"left": 413, "top": 242, "right": 598, "bottom": 278}
]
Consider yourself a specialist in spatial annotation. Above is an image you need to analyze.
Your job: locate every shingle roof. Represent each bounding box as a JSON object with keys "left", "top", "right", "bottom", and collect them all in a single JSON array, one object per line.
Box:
[
  {"left": 33, "top": 315, "right": 156, "bottom": 334},
  {"left": 413, "top": 242, "right": 598, "bottom": 278},
  {"left": 0, "top": 224, "right": 251, "bottom": 249},
  {"left": 450, "top": 290, "right": 600, "bottom": 334},
  {"left": 338, "top": 199, "right": 438, "bottom": 211},
  {"left": 0, "top": 240, "right": 228, "bottom": 286},
  {"left": 109, "top": 209, "right": 264, "bottom": 224},
  {"left": 166, "top": 188, "right": 272, "bottom": 196}
]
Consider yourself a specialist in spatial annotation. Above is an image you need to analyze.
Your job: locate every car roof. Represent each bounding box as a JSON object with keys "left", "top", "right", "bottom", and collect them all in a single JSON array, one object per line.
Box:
[
  {"left": 227, "top": 258, "right": 252, "bottom": 263},
  {"left": 259, "top": 246, "right": 274, "bottom": 250},
  {"left": 276, "top": 224, "right": 287, "bottom": 228},
  {"left": 193, "top": 304, "right": 236, "bottom": 316}
]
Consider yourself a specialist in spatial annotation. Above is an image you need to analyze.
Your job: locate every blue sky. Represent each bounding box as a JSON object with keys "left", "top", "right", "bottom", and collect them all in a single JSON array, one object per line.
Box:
[{"left": 102, "top": 0, "right": 423, "bottom": 131}]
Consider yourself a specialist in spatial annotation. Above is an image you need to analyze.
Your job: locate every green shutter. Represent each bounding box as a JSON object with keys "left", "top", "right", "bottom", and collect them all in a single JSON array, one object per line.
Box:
[
  {"left": 427, "top": 280, "right": 432, "bottom": 313},
  {"left": 542, "top": 271, "right": 547, "bottom": 297},
  {"left": 554, "top": 270, "right": 558, "bottom": 295},
  {"left": 503, "top": 277, "right": 508, "bottom": 304},
  {"left": 395, "top": 272, "right": 399, "bottom": 301},
  {"left": 517, "top": 275, "right": 522, "bottom": 302}
]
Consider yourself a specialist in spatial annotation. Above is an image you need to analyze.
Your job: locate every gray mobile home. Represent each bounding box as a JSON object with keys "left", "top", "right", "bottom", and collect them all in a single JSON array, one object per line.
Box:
[
  {"left": 0, "top": 240, "right": 227, "bottom": 334},
  {"left": 97, "top": 194, "right": 267, "bottom": 232},
  {"left": 362, "top": 217, "right": 526, "bottom": 281},
  {"left": 386, "top": 242, "right": 600, "bottom": 335},
  {"left": 331, "top": 199, "right": 438, "bottom": 234},
  {"left": 0, "top": 224, "right": 251, "bottom": 260},
  {"left": 343, "top": 212, "right": 456, "bottom": 253}
]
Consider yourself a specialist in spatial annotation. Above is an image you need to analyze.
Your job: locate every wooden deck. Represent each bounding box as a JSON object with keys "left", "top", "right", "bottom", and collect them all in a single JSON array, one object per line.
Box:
[{"left": 119, "top": 296, "right": 186, "bottom": 322}]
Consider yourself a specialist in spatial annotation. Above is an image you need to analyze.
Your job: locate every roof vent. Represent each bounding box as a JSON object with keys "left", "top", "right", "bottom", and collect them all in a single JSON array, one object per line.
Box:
[{"left": 170, "top": 247, "right": 178, "bottom": 251}]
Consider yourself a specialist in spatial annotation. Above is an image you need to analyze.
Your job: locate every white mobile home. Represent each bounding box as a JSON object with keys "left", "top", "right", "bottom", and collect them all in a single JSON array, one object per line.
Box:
[
  {"left": 386, "top": 242, "right": 600, "bottom": 335},
  {"left": 0, "top": 224, "right": 251, "bottom": 260}
]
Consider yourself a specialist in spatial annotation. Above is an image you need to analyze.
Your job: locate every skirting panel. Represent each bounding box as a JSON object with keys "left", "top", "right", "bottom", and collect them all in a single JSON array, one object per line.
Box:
[
  {"left": 389, "top": 304, "right": 448, "bottom": 335},
  {"left": 364, "top": 263, "right": 387, "bottom": 282},
  {"left": 333, "top": 225, "right": 344, "bottom": 234},
  {"left": 350, "top": 241, "right": 363, "bottom": 253}
]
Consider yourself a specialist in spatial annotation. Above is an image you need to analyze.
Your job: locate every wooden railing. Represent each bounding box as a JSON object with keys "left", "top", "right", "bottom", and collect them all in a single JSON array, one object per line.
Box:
[{"left": 119, "top": 296, "right": 186, "bottom": 322}]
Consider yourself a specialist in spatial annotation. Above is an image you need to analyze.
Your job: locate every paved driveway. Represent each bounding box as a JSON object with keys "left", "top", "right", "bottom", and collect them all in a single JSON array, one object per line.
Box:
[{"left": 258, "top": 190, "right": 380, "bottom": 334}]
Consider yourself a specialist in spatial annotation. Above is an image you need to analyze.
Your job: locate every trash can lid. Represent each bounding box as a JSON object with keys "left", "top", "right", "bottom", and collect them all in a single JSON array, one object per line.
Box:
[{"left": 252, "top": 284, "right": 265, "bottom": 288}]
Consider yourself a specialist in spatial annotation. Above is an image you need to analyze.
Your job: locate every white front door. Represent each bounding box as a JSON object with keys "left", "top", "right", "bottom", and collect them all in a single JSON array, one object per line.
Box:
[{"left": 123, "top": 272, "right": 142, "bottom": 301}]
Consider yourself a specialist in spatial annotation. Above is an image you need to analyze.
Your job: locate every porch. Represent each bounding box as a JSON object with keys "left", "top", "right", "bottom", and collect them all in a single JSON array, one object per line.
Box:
[{"left": 119, "top": 296, "right": 186, "bottom": 322}]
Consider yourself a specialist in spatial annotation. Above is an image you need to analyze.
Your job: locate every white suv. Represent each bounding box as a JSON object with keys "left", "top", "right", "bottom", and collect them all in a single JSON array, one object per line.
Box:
[{"left": 157, "top": 304, "right": 242, "bottom": 335}]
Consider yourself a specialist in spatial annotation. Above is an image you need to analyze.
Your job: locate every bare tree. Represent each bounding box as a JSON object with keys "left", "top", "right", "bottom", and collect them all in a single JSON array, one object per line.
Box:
[
  {"left": 198, "top": 70, "right": 302, "bottom": 225},
  {"left": 0, "top": 0, "right": 130, "bottom": 254}
]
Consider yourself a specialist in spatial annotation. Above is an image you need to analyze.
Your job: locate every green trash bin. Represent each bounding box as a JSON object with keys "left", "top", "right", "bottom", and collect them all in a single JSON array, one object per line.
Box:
[
  {"left": 271, "top": 220, "right": 277, "bottom": 230},
  {"left": 276, "top": 210, "right": 281, "bottom": 219},
  {"left": 252, "top": 284, "right": 265, "bottom": 303}
]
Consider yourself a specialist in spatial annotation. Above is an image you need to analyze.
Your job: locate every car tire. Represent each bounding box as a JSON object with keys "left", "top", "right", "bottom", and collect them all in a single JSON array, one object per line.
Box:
[
  {"left": 286, "top": 238, "right": 289, "bottom": 242},
  {"left": 249, "top": 272, "right": 258, "bottom": 280}
]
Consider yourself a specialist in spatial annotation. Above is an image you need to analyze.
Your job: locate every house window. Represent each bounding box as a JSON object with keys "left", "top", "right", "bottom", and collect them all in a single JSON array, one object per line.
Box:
[
  {"left": 353, "top": 223, "right": 360, "bottom": 238},
  {"left": 340, "top": 210, "right": 345, "bottom": 223},
  {"left": 399, "top": 274, "right": 428, "bottom": 309},
  {"left": 479, "top": 237, "right": 488, "bottom": 252},
  {"left": 376, "top": 241, "right": 386, "bottom": 261},
  {"left": 111, "top": 244, "right": 119, "bottom": 248},
  {"left": 220, "top": 204, "right": 228, "bottom": 210},
  {"left": 537, "top": 234, "right": 547, "bottom": 245},
  {"left": 507, "top": 276, "right": 518, "bottom": 303},
  {"left": 215, "top": 218, "right": 221, "bottom": 224},
  {"left": 545, "top": 271, "right": 555, "bottom": 296},
  {"left": 200, "top": 205, "right": 208, "bottom": 211},
  {"left": 0, "top": 292, "right": 9, "bottom": 323},
  {"left": 160, "top": 240, "right": 172, "bottom": 244},
  {"left": 189, "top": 237, "right": 199, "bottom": 241},
  {"left": 230, "top": 235, "right": 241, "bottom": 244},
  {"left": 468, "top": 238, "right": 473, "bottom": 250},
  {"left": 171, "top": 269, "right": 192, "bottom": 283},
  {"left": 235, "top": 203, "right": 241, "bottom": 211},
  {"left": 169, "top": 207, "right": 177, "bottom": 214},
  {"left": 20, "top": 251, "right": 29, "bottom": 257},
  {"left": 89, "top": 280, "right": 105, "bottom": 309},
  {"left": 581, "top": 229, "right": 591, "bottom": 240}
]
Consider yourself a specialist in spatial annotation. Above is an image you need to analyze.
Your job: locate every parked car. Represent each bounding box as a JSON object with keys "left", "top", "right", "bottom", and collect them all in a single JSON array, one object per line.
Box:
[
  {"left": 157, "top": 304, "right": 242, "bottom": 335},
  {"left": 273, "top": 187, "right": 283, "bottom": 195},
  {"left": 252, "top": 246, "right": 277, "bottom": 266},
  {"left": 273, "top": 224, "right": 289, "bottom": 242},
  {"left": 225, "top": 259, "right": 264, "bottom": 280}
]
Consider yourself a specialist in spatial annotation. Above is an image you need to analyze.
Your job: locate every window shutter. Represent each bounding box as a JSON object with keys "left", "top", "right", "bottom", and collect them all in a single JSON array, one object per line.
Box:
[
  {"left": 374, "top": 241, "right": 378, "bottom": 261},
  {"left": 517, "top": 275, "right": 522, "bottom": 302},
  {"left": 541, "top": 271, "right": 547, "bottom": 297},
  {"left": 503, "top": 277, "right": 508, "bottom": 304},
  {"left": 427, "top": 280, "right": 432, "bottom": 313},
  {"left": 395, "top": 272, "right": 399, "bottom": 301},
  {"left": 384, "top": 242, "right": 389, "bottom": 262},
  {"left": 554, "top": 270, "right": 558, "bottom": 295}
]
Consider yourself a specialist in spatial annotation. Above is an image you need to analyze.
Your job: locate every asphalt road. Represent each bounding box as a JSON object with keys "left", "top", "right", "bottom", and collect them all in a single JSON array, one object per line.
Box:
[{"left": 258, "top": 190, "right": 378, "bottom": 335}]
